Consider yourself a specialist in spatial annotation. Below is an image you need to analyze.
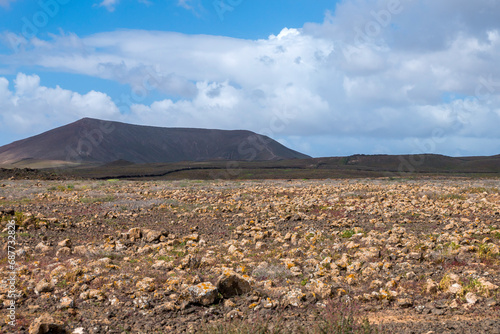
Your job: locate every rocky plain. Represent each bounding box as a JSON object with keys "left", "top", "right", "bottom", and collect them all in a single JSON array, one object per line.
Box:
[{"left": 0, "top": 177, "right": 499, "bottom": 333}]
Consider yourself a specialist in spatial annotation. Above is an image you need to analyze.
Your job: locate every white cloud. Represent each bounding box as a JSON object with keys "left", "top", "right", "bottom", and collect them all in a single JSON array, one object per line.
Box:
[
  {"left": 97, "top": 0, "right": 119, "bottom": 12},
  {"left": 0, "top": 77, "right": 11, "bottom": 100},
  {"left": 124, "top": 80, "right": 331, "bottom": 137},
  {"left": 1, "top": 0, "right": 500, "bottom": 156},
  {"left": 0, "top": 73, "right": 120, "bottom": 135}
]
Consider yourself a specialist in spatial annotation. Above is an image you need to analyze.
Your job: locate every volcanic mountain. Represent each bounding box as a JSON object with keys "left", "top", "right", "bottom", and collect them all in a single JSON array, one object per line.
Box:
[{"left": 0, "top": 118, "right": 310, "bottom": 165}]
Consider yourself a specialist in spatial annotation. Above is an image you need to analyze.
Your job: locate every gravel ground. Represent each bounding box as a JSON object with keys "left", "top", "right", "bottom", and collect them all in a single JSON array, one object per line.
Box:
[{"left": 0, "top": 178, "right": 499, "bottom": 333}]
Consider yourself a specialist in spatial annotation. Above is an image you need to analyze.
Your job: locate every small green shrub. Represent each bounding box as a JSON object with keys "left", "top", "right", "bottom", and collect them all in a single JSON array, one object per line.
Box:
[{"left": 341, "top": 230, "right": 355, "bottom": 239}]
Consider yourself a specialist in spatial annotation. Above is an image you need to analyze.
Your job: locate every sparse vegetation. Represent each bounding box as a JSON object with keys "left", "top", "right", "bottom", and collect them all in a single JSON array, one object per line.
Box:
[
  {"left": 1, "top": 178, "right": 499, "bottom": 333},
  {"left": 80, "top": 195, "right": 116, "bottom": 203},
  {"left": 199, "top": 301, "right": 380, "bottom": 334},
  {"left": 341, "top": 229, "right": 355, "bottom": 239}
]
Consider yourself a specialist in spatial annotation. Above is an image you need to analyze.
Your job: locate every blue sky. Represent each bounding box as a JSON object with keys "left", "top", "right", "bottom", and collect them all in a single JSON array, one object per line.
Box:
[
  {"left": 0, "top": 0, "right": 338, "bottom": 101},
  {"left": 1, "top": 0, "right": 500, "bottom": 158},
  {"left": 1, "top": 1, "right": 338, "bottom": 41}
]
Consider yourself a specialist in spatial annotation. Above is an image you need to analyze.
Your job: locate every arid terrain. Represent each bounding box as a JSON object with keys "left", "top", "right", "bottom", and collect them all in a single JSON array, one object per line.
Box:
[{"left": 1, "top": 177, "right": 500, "bottom": 333}]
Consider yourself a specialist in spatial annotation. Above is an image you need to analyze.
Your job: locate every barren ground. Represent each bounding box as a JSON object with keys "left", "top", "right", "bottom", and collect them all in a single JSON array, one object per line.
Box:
[{"left": 1, "top": 178, "right": 499, "bottom": 333}]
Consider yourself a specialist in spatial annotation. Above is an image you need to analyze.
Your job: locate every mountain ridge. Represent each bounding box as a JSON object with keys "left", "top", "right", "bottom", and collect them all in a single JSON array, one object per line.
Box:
[{"left": 0, "top": 118, "right": 311, "bottom": 165}]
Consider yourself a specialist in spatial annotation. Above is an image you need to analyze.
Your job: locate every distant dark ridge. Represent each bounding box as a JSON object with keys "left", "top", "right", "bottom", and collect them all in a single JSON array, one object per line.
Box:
[
  {"left": 53, "top": 153, "right": 500, "bottom": 181},
  {"left": 0, "top": 168, "right": 69, "bottom": 180},
  {"left": 103, "top": 160, "right": 135, "bottom": 167}
]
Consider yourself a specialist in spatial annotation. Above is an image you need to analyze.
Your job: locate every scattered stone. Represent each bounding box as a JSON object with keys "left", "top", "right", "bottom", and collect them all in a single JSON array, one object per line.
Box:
[
  {"left": 406, "top": 271, "right": 416, "bottom": 280},
  {"left": 465, "top": 292, "right": 478, "bottom": 305},
  {"left": 5, "top": 178, "right": 500, "bottom": 332},
  {"left": 187, "top": 282, "right": 219, "bottom": 306},
  {"left": 128, "top": 227, "right": 142, "bottom": 240},
  {"left": 306, "top": 279, "right": 334, "bottom": 299},
  {"left": 217, "top": 269, "right": 252, "bottom": 298},
  {"left": 57, "top": 239, "right": 71, "bottom": 248},
  {"left": 35, "top": 280, "right": 53, "bottom": 294},
  {"left": 56, "top": 247, "right": 72, "bottom": 256},
  {"left": 225, "top": 309, "right": 244, "bottom": 320},
  {"left": 485, "top": 298, "right": 497, "bottom": 307},
  {"left": 59, "top": 297, "right": 74, "bottom": 309},
  {"left": 426, "top": 279, "right": 438, "bottom": 294},
  {"left": 73, "top": 245, "right": 89, "bottom": 256},
  {"left": 152, "top": 260, "right": 173, "bottom": 270},
  {"left": 397, "top": 298, "right": 413, "bottom": 308},
  {"left": 477, "top": 277, "right": 499, "bottom": 296},
  {"left": 284, "top": 288, "right": 306, "bottom": 307},
  {"left": 136, "top": 277, "right": 155, "bottom": 292},
  {"left": 448, "top": 283, "right": 463, "bottom": 295},
  {"left": 29, "top": 313, "right": 66, "bottom": 334},
  {"left": 224, "top": 299, "right": 236, "bottom": 308},
  {"left": 133, "top": 295, "right": 152, "bottom": 309},
  {"left": 144, "top": 229, "right": 163, "bottom": 243},
  {"left": 156, "top": 301, "right": 177, "bottom": 312},
  {"left": 34, "top": 242, "right": 52, "bottom": 253},
  {"left": 255, "top": 241, "right": 267, "bottom": 250},
  {"left": 408, "top": 252, "right": 422, "bottom": 261}
]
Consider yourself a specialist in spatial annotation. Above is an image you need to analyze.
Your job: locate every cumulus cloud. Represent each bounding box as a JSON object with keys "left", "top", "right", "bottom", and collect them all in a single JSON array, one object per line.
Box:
[
  {"left": 124, "top": 80, "right": 332, "bottom": 138},
  {"left": 0, "top": 73, "right": 120, "bottom": 135},
  {"left": 1, "top": 0, "right": 500, "bottom": 156}
]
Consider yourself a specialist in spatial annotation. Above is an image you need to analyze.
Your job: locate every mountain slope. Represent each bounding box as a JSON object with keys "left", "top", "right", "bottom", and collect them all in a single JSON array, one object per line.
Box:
[{"left": 0, "top": 118, "right": 310, "bottom": 164}]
